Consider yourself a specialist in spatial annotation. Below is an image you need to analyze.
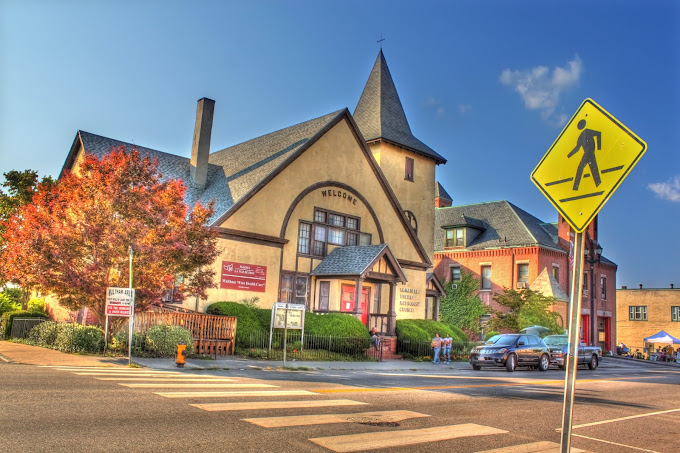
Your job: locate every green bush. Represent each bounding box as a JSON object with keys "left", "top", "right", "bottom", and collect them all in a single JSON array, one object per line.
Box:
[
  {"left": 71, "top": 326, "right": 105, "bottom": 353},
  {"left": 1, "top": 310, "right": 49, "bottom": 339},
  {"left": 27, "top": 321, "right": 59, "bottom": 345},
  {"left": 303, "top": 312, "right": 370, "bottom": 352},
  {"left": 27, "top": 298, "right": 46, "bottom": 313},
  {"left": 396, "top": 319, "right": 466, "bottom": 343},
  {"left": 54, "top": 323, "right": 77, "bottom": 351},
  {"left": 145, "top": 324, "right": 194, "bottom": 357},
  {"left": 207, "top": 301, "right": 266, "bottom": 348},
  {"left": 112, "top": 330, "right": 147, "bottom": 353}
]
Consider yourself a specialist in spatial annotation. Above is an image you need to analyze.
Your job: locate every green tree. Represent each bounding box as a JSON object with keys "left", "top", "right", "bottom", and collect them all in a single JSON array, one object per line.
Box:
[
  {"left": 438, "top": 271, "right": 489, "bottom": 337},
  {"left": 486, "top": 288, "right": 563, "bottom": 334}
]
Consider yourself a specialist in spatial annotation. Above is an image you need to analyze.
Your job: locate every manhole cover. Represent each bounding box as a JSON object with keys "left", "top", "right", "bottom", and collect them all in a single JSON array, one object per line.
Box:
[{"left": 355, "top": 421, "right": 400, "bottom": 427}]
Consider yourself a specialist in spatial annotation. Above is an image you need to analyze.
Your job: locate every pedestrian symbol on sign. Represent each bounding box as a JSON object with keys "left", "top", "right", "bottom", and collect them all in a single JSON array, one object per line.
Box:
[{"left": 531, "top": 98, "right": 646, "bottom": 233}]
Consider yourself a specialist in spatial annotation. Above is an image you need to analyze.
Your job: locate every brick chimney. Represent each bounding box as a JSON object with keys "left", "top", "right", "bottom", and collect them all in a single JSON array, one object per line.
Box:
[{"left": 190, "top": 98, "right": 215, "bottom": 189}]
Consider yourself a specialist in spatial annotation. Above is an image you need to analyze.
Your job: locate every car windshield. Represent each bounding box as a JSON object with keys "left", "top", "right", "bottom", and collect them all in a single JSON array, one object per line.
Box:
[
  {"left": 485, "top": 335, "right": 518, "bottom": 346},
  {"left": 543, "top": 336, "right": 568, "bottom": 346}
]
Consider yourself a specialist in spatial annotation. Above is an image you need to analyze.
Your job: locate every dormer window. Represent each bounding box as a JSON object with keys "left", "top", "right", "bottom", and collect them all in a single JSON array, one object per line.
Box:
[{"left": 445, "top": 228, "right": 465, "bottom": 248}]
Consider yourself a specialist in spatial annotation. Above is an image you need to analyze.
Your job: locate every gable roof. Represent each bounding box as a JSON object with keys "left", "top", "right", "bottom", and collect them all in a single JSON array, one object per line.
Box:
[
  {"left": 531, "top": 268, "right": 569, "bottom": 302},
  {"left": 310, "top": 244, "right": 407, "bottom": 283},
  {"left": 61, "top": 110, "right": 345, "bottom": 225},
  {"left": 434, "top": 200, "right": 564, "bottom": 253},
  {"left": 353, "top": 50, "right": 446, "bottom": 164}
]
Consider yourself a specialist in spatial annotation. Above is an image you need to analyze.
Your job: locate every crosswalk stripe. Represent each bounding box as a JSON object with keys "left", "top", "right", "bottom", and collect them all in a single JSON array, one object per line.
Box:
[
  {"left": 75, "top": 372, "right": 183, "bottom": 376},
  {"left": 474, "top": 441, "right": 588, "bottom": 452},
  {"left": 309, "top": 423, "right": 507, "bottom": 452},
  {"left": 155, "top": 390, "right": 316, "bottom": 398},
  {"left": 120, "top": 383, "right": 276, "bottom": 389},
  {"left": 192, "top": 399, "right": 368, "bottom": 412},
  {"left": 48, "top": 367, "right": 180, "bottom": 373},
  {"left": 243, "top": 410, "right": 429, "bottom": 428},
  {"left": 97, "top": 377, "right": 237, "bottom": 382}
]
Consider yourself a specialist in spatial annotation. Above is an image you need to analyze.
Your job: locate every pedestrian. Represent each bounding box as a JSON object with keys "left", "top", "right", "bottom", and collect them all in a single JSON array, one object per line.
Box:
[
  {"left": 443, "top": 335, "right": 452, "bottom": 363},
  {"left": 431, "top": 333, "right": 442, "bottom": 364},
  {"left": 370, "top": 327, "right": 380, "bottom": 349}
]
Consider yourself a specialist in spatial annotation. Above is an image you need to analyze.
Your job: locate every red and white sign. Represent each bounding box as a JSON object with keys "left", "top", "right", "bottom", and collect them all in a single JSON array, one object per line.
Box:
[
  {"left": 220, "top": 261, "right": 267, "bottom": 293},
  {"left": 105, "top": 287, "right": 135, "bottom": 317}
]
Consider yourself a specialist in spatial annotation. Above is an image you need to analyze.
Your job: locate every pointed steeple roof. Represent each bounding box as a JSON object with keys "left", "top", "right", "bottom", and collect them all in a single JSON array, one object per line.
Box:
[
  {"left": 435, "top": 181, "right": 453, "bottom": 202},
  {"left": 353, "top": 50, "right": 446, "bottom": 164}
]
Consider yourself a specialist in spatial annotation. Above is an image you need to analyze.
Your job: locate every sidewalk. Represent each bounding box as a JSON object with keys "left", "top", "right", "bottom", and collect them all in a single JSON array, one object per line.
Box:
[{"left": 0, "top": 340, "right": 464, "bottom": 371}]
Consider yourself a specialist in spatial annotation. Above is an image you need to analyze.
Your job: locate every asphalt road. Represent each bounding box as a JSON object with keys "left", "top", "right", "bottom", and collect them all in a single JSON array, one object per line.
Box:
[{"left": 1, "top": 359, "right": 678, "bottom": 453}]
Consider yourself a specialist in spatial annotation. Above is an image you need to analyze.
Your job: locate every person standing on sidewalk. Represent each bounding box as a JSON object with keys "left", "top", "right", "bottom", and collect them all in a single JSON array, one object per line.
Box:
[
  {"left": 443, "top": 335, "right": 452, "bottom": 364},
  {"left": 431, "top": 333, "right": 442, "bottom": 364}
]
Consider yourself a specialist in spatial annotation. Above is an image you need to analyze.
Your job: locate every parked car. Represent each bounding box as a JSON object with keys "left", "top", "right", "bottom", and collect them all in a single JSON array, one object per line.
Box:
[
  {"left": 470, "top": 334, "right": 551, "bottom": 372},
  {"left": 543, "top": 335, "right": 602, "bottom": 370}
]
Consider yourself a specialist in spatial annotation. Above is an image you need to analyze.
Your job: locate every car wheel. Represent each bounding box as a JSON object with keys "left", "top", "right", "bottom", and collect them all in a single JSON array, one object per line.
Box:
[
  {"left": 538, "top": 354, "right": 550, "bottom": 371},
  {"left": 472, "top": 364, "right": 481, "bottom": 371},
  {"left": 588, "top": 355, "right": 598, "bottom": 370},
  {"left": 505, "top": 353, "right": 516, "bottom": 372}
]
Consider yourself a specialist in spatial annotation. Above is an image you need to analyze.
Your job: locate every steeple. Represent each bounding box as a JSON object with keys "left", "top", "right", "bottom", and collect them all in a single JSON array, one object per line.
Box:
[{"left": 353, "top": 50, "right": 446, "bottom": 164}]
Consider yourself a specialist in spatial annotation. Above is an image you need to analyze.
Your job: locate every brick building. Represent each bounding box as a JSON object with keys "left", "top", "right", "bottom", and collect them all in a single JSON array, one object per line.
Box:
[
  {"left": 433, "top": 198, "right": 618, "bottom": 350},
  {"left": 616, "top": 285, "right": 680, "bottom": 350}
]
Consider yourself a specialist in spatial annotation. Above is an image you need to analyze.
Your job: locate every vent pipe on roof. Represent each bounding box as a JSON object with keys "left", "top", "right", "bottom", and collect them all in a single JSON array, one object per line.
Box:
[
  {"left": 190, "top": 97, "right": 215, "bottom": 189},
  {"left": 639, "top": 284, "right": 643, "bottom": 289},
  {"left": 672, "top": 284, "right": 675, "bottom": 289}
]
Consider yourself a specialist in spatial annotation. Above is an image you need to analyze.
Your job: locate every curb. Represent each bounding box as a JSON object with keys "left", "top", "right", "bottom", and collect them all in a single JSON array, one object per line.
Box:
[{"left": 0, "top": 352, "right": 13, "bottom": 363}]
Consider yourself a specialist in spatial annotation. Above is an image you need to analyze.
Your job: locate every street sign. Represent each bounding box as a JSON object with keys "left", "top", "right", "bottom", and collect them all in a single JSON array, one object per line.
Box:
[
  {"left": 105, "top": 287, "right": 135, "bottom": 317},
  {"left": 531, "top": 98, "right": 646, "bottom": 232}
]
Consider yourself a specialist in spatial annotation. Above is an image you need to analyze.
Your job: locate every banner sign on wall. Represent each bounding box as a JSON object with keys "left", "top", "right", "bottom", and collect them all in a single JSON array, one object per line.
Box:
[{"left": 220, "top": 261, "right": 267, "bottom": 293}]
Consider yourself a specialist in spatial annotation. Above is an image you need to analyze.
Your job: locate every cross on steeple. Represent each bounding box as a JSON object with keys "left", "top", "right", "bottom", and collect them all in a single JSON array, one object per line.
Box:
[{"left": 377, "top": 33, "right": 385, "bottom": 49}]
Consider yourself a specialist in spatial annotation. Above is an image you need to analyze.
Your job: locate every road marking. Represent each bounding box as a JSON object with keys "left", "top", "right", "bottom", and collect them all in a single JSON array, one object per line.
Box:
[
  {"left": 313, "top": 375, "right": 667, "bottom": 394},
  {"left": 474, "top": 441, "right": 587, "bottom": 452},
  {"left": 97, "top": 377, "right": 237, "bottom": 382},
  {"left": 192, "top": 399, "right": 368, "bottom": 412},
  {"left": 155, "top": 390, "right": 316, "bottom": 398},
  {"left": 570, "top": 407, "right": 680, "bottom": 429},
  {"left": 570, "top": 433, "right": 659, "bottom": 453},
  {"left": 242, "top": 410, "right": 429, "bottom": 428},
  {"left": 75, "top": 372, "right": 184, "bottom": 377},
  {"left": 309, "top": 423, "right": 507, "bottom": 452},
  {"left": 120, "top": 383, "right": 276, "bottom": 388}
]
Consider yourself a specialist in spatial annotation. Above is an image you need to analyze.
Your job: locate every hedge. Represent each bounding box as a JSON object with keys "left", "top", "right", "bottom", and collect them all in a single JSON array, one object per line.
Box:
[
  {"left": 27, "top": 322, "right": 105, "bottom": 353},
  {"left": 207, "top": 302, "right": 372, "bottom": 352},
  {"left": 145, "top": 324, "right": 194, "bottom": 356},
  {"left": 395, "top": 319, "right": 467, "bottom": 344},
  {"left": 1, "top": 310, "right": 49, "bottom": 339}
]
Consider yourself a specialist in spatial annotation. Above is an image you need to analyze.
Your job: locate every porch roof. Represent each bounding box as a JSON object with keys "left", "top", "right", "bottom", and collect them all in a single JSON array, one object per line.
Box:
[{"left": 310, "top": 244, "right": 407, "bottom": 283}]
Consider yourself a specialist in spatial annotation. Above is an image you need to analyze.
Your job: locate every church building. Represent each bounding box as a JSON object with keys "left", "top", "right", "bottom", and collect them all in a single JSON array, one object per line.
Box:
[{"left": 60, "top": 51, "right": 447, "bottom": 337}]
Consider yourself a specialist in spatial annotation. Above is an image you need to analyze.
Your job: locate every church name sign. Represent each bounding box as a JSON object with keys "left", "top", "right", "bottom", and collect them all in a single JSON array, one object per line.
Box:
[{"left": 398, "top": 286, "right": 421, "bottom": 312}]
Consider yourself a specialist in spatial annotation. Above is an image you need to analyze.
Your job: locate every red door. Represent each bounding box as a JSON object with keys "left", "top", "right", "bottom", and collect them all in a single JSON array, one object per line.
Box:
[{"left": 359, "top": 288, "right": 370, "bottom": 325}]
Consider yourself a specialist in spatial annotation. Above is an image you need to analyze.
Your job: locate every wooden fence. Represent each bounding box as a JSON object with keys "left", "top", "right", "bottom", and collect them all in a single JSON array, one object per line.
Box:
[{"left": 134, "top": 312, "right": 237, "bottom": 355}]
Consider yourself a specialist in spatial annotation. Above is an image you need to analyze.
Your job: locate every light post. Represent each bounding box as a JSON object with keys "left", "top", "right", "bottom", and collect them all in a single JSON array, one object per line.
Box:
[{"left": 584, "top": 241, "right": 602, "bottom": 347}]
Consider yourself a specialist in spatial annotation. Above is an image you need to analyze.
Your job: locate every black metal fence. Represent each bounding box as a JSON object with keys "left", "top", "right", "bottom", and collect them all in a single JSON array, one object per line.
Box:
[
  {"left": 397, "top": 338, "right": 482, "bottom": 361},
  {"left": 10, "top": 318, "right": 48, "bottom": 340},
  {"left": 241, "top": 330, "right": 380, "bottom": 362}
]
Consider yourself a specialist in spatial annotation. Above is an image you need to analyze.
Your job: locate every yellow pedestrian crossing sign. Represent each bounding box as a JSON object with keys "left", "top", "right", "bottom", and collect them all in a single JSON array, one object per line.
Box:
[{"left": 531, "top": 98, "right": 646, "bottom": 233}]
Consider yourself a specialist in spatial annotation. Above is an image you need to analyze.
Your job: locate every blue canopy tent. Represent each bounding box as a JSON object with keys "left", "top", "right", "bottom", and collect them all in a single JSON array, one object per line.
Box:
[{"left": 643, "top": 330, "right": 680, "bottom": 344}]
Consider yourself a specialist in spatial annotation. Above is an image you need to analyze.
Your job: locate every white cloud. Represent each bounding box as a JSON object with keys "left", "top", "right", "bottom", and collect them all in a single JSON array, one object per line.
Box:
[
  {"left": 423, "top": 96, "right": 446, "bottom": 118},
  {"left": 500, "top": 56, "right": 583, "bottom": 123},
  {"left": 458, "top": 104, "right": 472, "bottom": 115},
  {"left": 648, "top": 177, "right": 680, "bottom": 202}
]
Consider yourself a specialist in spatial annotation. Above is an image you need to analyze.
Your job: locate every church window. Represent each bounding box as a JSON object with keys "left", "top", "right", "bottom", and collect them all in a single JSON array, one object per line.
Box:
[
  {"left": 405, "top": 157, "right": 414, "bottom": 181},
  {"left": 298, "top": 208, "right": 369, "bottom": 257},
  {"left": 404, "top": 210, "right": 417, "bottom": 234}
]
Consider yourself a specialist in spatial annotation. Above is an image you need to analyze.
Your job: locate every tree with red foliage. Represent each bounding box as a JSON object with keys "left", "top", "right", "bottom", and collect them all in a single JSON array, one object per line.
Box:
[{"left": 0, "top": 147, "right": 219, "bottom": 326}]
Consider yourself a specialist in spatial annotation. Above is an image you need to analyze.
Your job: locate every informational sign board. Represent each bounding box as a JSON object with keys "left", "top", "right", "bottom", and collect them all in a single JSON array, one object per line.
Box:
[
  {"left": 105, "top": 287, "right": 135, "bottom": 317},
  {"left": 272, "top": 302, "right": 305, "bottom": 329},
  {"left": 220, "top": 261, "right": 266, "bottom": 293},
  {"left": 531, "top": 98, "right": 646, "bottom": 232}
]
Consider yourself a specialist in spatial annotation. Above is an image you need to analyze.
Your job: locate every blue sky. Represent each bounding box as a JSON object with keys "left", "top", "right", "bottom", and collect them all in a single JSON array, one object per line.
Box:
[{"left": 1, "top": 0, "right": 678, "bottom": 289}]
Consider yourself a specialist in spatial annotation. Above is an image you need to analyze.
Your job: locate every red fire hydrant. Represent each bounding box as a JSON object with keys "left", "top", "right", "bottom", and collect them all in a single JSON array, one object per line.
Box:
[{"left": 176, "top": 341, "right": 187, "bottom": 368}]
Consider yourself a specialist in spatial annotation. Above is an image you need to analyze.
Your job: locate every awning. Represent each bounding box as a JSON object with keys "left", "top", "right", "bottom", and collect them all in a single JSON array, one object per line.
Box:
[{"left": 643, "top": 330, "right": 680, "bottom": 344}]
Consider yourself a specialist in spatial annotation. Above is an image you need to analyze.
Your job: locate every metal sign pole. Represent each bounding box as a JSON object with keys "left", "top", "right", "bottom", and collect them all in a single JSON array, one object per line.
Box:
[
  {"left": 128, "top": 246, "right": 134, "bottom": 366},
  {"left": 560, "top": 230, "right": 586, "bottom": 452},
  {"left": 282, "top": 301, "right": 289, "bottom": 367},
  {"left": 104, "top": 315, "right": 109, "bottom": 353}
]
